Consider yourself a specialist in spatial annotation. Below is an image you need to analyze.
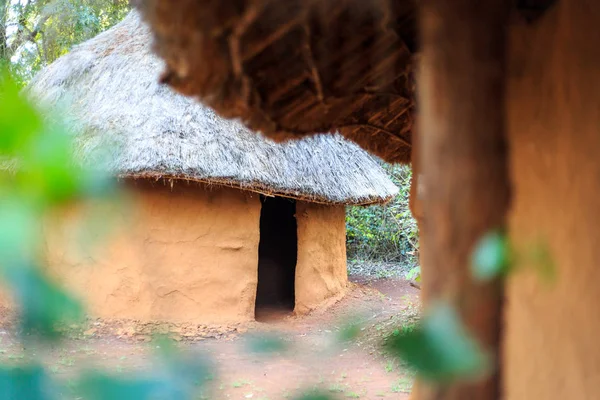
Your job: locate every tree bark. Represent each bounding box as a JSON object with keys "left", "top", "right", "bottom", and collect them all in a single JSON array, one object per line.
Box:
[{"left": 416, "top": 0, "right": 511, "bottom": 399}]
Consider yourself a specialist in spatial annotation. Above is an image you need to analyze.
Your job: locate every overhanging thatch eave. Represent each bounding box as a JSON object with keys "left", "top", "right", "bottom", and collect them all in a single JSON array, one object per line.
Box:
[
  {"left": 120, "top": 172, "right": 396, "bottom": 206},
  {"left": 136, "top": 0, "right": 418, "bottom": 164}
]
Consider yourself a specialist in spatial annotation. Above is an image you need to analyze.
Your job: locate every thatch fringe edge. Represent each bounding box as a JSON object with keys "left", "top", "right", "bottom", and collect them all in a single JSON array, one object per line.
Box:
[{"left": 121, "top": 173, "right": 395, "bottom": 206}]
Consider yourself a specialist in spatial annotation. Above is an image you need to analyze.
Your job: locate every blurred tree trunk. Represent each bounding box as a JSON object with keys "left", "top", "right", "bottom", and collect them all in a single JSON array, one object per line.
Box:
[{"left": 415, "top": 0, "right": 511, "bottom": 399}]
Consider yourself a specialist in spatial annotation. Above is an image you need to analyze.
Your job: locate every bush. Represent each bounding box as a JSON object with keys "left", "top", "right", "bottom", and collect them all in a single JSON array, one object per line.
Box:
[{"left": 346, "top": 164, "right": 418, "bottom": 268}]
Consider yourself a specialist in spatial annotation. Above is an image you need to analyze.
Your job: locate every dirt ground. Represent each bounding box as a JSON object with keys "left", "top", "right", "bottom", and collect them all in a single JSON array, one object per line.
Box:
[{"left": 0, "top": 275, "right": 420, "bottom": 399}]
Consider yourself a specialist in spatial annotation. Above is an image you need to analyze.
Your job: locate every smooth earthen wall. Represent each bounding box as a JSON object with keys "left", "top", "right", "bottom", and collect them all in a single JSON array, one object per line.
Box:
[
  {"left": 505, "top": 1, "right": 600, "bottom": 398},
  {"left": 44, "top": 180, "right": 261, "bottom": 324},
  {"left": 294, "top": 202, "right": 348, "bottom": 314}
]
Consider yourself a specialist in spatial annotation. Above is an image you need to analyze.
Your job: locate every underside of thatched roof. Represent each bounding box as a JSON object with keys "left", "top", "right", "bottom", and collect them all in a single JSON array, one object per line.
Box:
[
  {"left": 27, "top": 11, "right": 399, "bottom": 206},
  {"left": 135, "top": 0, "right": 417, "bottom": 164}
]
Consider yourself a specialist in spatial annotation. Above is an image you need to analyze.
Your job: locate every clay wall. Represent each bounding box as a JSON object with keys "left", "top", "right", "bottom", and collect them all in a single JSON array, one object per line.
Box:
[
  {"left": 44, "top": 180, "right": 261, "bottom": 324},
  {"left": 505, "top": 1, "right": 600, "bottom": 398},
  {"left": 2, "top": 179, "right": 351, "bottom": 324},
  {"left": 294, "top": 202, "right": 348, "bottom": 314}
]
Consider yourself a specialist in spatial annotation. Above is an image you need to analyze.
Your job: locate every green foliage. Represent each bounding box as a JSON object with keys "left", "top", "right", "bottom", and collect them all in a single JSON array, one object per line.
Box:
[
  {"left": 0, "top": 73, "right": 42, "bottom": 148},
  {"left": 245, "top": 332, "right": 289, "bottom": 355},
  {"left": 0, "top": 365, "right": 56, "bottom": 400},
  {"left": 77, "top": 347, "right": 213, "bottom": 400},
  {"left": 1, "top": 0, "right": 130, "bottom": 85},
  {"left": 10, "top": 265, "right": 83, "bottom": 339},
  {"left": 471, "top": 230, "right": 556, "bottom": 284},
  {"left": 294, "top": 391, "right": 334, "bottom": 400},
  {"left": 337, "top": 319, "right": 362, "bottom": 343},
  {"left": 76, "top": 373, "right": 164, "bottom": 400},
  {"left": 346, "top": 164, "right": 418, "bottom": 267},
  {"left": 0, "top": 66, "right": 213, "bottom": 400},
  {"left": 0, "top": 70, "right": 93, "bottom": 338},
  {"left": 527, "top": 240, "right": 556, "bottom": 283},
  {"left": 405, "top": 266, "right": 421, "bottom": 282},
  {"left": 471, "top": 230, "right": 511, "bottom": 281},
  {"left": 385, "top": 303, "right": 490, "bottom": 383}
]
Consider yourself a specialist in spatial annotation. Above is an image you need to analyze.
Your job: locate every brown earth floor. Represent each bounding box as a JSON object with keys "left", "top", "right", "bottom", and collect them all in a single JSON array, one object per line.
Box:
[{"left": 0, "top": 276, "right": 420, "bottom": 399}]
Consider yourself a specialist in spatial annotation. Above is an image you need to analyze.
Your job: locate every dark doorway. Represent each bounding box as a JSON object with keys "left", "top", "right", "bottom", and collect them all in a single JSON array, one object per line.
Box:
[{"left": 255, "top": 196, "right": 297, "bottom": 320}]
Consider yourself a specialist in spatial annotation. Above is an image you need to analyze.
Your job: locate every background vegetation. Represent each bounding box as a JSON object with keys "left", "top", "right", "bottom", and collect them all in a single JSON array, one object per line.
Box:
[
  {"left": 1, "top": 0, "right": 130, "bottom": 85},
  {"left": 346, "top": 164, "right": 419, "bottom": 276}
]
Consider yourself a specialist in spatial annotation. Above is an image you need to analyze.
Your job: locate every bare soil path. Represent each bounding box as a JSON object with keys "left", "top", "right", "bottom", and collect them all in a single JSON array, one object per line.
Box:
[{"left": 0, "top": 276, "right": 420, "bottom": 399}]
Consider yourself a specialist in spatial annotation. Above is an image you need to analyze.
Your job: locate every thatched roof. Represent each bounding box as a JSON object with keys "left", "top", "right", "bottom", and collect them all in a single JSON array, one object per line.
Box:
[
  {"left": 135, "top": 0, "right": 417, "bottom": 164},
  {"left": 27, "top": 11, "right": 398, "bottom": 206},
  {"left": 134, "top": 1, "right": 553, "bottom": 164}
]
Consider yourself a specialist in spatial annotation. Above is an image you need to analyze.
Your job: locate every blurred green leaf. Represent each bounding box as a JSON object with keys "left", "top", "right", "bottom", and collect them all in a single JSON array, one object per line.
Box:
[
  {"left": 152, "top": 334, "right": 178, "bottom": 357},
  {"left": 337, "top": 320, "right": 362, "bottom": 343},
  {"left": 78, "top": 347, "right": 214, "bottom": 400},
  {"left": 79, "top": 170, "right": 119, "bottom": 199},
  {"left": 77, "top": 373, "right": 162, "bottom": 400},
  {"left": 0, "top": 70, "right": 42, "bottom": 154},
  {"left": 406, "top": 266, "right": 421, "bottom": 281},
  {"left": 386, "top": 303, "right": 490, "bottom": 382},
  {"left": 6, "top": 266, "right": 83, "bottom": 340},
  {"left": 245, "top": 332, "right": 288, "bottom": 355},
  {"left": 527, "top": 240, "right": 557, "bottom": 284},
  {"left": 294, "top": 391, "right": 334, "bottom": 400},
  {"left": 395, "top": 323, "right": 417, "bottom": 337},
  {"left": 0, "top": 198, "right": 40, "bottom": 266},
  {"left": 471, "top": 230, "right": 511, "bottom": 281},
  {"left": 154, "top": 336, "right": 214, "bottom": 390},
  {"left": 0, "top": 365, "right": 56, "bottom": 400},
  {"left": 20, "top": 125, "right": 81, "bottom": 204}
]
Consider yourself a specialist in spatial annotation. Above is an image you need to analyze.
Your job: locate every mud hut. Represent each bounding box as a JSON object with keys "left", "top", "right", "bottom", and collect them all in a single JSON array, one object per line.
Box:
[
  {"left": 137, "top": 0, "right": 599, "bottom": 399},
  {"left": 26, "top": 12, "right": 398, "bottom": 325}
]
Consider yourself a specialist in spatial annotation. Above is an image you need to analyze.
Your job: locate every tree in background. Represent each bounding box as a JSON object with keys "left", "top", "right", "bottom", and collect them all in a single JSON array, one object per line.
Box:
[{"left": 0, "top": 0, "right": 129, "bottom": 85}]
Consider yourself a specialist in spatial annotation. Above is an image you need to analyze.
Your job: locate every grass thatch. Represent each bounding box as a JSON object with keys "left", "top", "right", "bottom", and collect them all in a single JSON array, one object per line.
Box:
[
  {"left": 135, "top": 0, "right": 416, "bottom": 164},
  {"left": 27, "top": 11, "right": 398, "bottom": 205}
]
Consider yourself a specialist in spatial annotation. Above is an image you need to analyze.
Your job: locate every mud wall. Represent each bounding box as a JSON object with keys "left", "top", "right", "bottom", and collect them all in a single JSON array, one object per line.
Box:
[
  {"left": 44, "top": 180, "right": 261, "bottom": 324},
  {"left": 294, "top": 202, "right": 348, "bottom": 314},
  {"left": 505, "top": 1, "right": 600, "bottom": 398}
]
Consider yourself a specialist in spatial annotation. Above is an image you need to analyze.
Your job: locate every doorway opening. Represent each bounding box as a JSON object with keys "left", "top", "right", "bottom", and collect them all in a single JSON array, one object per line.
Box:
[{"left": 255, "top": 196, "right": 297, "bottom": 321}]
